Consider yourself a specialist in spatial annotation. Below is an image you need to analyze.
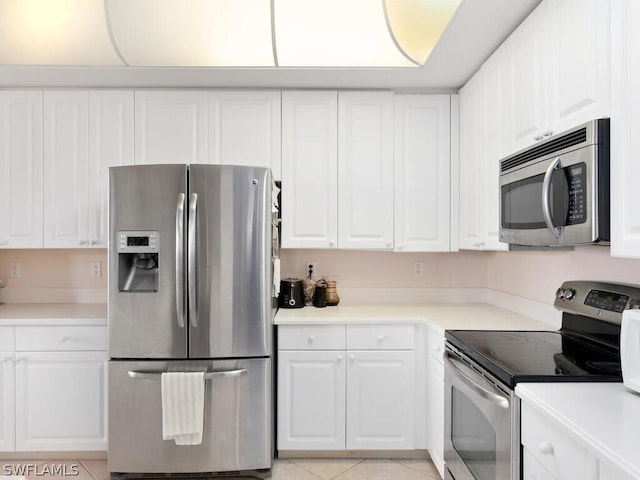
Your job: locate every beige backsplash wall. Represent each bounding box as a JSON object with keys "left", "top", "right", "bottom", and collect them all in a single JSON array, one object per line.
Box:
[
  {"left": 486, "top": 245, "right": 640, "bottom": 305},
  {"left": 0, "top": 249, "right": 107, "bottom": 303}
]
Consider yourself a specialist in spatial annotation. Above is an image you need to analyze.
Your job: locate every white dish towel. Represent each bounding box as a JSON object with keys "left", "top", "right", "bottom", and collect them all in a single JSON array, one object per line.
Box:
[{"left": 161, "top": 371, "right": 205, "bottom": 445}]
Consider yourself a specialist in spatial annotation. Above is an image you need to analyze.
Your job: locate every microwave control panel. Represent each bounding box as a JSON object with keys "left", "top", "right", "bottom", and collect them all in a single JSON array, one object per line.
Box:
[{"left": 566, "top": 163, "right": 586, "bottom": 225}]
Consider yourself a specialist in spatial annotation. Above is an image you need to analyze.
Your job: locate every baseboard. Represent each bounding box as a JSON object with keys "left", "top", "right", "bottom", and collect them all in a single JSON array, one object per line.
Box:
[{"left": 277, "top": 449, "right": 430, "bottom": 460}]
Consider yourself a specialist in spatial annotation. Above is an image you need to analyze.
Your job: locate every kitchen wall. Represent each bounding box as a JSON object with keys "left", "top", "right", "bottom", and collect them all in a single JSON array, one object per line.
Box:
[
  {"left": 0, "top": 249, "right": 107, "bottom": 303},
  {"left": 2, "top": 246, "right": 640, "bottom": 307},
  {"left": 486, "top": 246, "right": 640, "bottom": 304}
]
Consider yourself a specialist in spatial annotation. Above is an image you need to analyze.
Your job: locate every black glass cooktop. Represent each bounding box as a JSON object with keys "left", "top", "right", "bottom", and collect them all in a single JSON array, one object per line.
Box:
[{"left": 445, "top": 329, "right": 622, "bottom": 388}]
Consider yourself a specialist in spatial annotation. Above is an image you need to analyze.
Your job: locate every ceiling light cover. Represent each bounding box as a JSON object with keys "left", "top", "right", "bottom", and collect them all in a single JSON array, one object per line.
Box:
[
  {"left": 106, "top": 0, "right": 275, "bottom": 66},
  {"left": 0, "top": 0, "right": 123, "bottom": 66},
  {"left": 274, "top": 0, "right": 416, "bottom": 67},
  {"left": 385, "top": 0, "right": 462, "bottom": 65}
]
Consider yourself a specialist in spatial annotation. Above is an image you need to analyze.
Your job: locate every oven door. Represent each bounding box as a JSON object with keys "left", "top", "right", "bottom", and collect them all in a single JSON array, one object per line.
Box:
[
  {"left": 444, "top": 349, "right": 519, "bottom": 480},
  {"left": 499, "top": 145, "right": 598, "bottom": 247}
]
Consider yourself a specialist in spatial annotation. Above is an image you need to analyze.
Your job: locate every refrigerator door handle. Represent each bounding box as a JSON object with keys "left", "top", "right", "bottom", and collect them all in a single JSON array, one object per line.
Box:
[
  {"left": 175, "top": 193, "right": 186, "bottom": 329},
  {"left": 188, "top": 192, "right": 198, "bottom": 328},
  {"left": 127, "top": 369, "right": 248, "bottom": 380}
]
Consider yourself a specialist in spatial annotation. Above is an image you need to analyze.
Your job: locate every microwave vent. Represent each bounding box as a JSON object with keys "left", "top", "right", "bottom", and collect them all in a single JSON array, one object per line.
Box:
[{"left": 500, "top": 128, "right": 588, "bottom": 172}]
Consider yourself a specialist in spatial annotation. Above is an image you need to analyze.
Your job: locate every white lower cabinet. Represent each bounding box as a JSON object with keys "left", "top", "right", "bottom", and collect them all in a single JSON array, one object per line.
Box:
[
  {"left": 0, "top": 325, "right": 107, "bottom": 453},
  {"left": 426, "top": 326, "right": 445, "bottom": 478},
  {"left": 277, "top": 324, "right": 415, "bottom": 452},
  {"left": 521, "top": 401, "right": 598, "bottom": 480},
  {"left": 15, "top": 351, "right": 107, "bottom": 451}
]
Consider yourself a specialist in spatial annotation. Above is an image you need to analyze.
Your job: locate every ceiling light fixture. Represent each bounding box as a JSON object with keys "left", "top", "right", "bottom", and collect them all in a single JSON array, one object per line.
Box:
[{"left": 0, "top": 0, "right": 463, "bottom": 68}]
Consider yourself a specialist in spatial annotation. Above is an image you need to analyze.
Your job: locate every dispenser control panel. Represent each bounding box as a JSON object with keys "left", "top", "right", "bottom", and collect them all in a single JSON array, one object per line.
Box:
[{"left": 117, "top": 231, "right": 159, "bottom": 253}]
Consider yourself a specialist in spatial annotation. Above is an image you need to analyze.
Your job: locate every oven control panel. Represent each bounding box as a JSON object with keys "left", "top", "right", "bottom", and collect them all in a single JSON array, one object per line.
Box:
[{"left": 554, "top": 280, "right": 640, "bottom": 325}]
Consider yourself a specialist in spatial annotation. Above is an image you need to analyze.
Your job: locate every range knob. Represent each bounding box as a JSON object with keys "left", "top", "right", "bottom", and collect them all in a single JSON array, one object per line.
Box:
[
  {"left": 556, "top": 287, "right": 565, "bottom": 299},
  {"left": 563, "top": 288, "right": 576, "bottom": 300}
]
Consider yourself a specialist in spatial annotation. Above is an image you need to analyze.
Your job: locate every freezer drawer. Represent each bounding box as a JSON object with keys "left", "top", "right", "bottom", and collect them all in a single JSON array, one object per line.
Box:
[{"left": 108, "top": 358, "right": 272, "bottom": 476}]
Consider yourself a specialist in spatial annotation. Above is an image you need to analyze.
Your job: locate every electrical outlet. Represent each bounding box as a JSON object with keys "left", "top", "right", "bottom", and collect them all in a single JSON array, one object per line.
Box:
[
  {"left": 414, "top": 261, "right": 424, "bottom": 278},
  {"left": 306, "top": 262, "right": 317, "bottom": 279},
  {"left": 9, "top": 263, "right": 20, "bottom": 278},
  {"left": 90, "top": 262, "right": 102, "bottom": 278}
]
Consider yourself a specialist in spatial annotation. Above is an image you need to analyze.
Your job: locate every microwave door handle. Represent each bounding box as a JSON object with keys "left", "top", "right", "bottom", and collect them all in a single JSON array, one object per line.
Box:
[
  {"left": 444, "top": 351, "right": 510, "bottom": 409},
  {"left": 542, "top": 157, "right": 562, "bottom": 239},
  {"left": 188, "top": 193, "right": 198, "bottom": 328},
  {"left": 175, "top": 193, "right": 186, "bottom": 329}
]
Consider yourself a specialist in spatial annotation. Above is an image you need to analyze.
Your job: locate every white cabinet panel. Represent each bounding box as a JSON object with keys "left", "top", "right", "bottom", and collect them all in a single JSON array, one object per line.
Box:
[
  {"left": 208, "top": 91, "right": 281, "bottom": 179},
  {"left": 394, "top": 95, "right": 452, "bottom": 252},
  {"left": 44, "top": 90, "right": 133, "bottom": 248},
  {"left": 0, "top": 351, "right": 15, "bottom": 451},
  {"left": 281, "top": 91, "right": 338, "bottom": 248},
  {"left": 338, "top": 91, "right": 394, "bottom": 250},
  {"left": 15, "top": 351, "right": 107, "bottom": 451},
  {"left": 611, "top": 0, "right": 640, "bottom": 257},
  {"left": 346, "top": 324, "right": 414, "bottom": 350},
  {"left": 0, "top": 91, "right": 43, "bottom": 248},
  {"left": 135, "top": 91, "right": 208, "bottom": 165},
  {"left": 43, "top": 91, "right": 89, "bottom": 248},
  {"left": 277, "top": 350, "right": 346, "bottom": 450},
  {"left": 88, "top": 90, "right": 134, "bottom": 247},
  {"left": 278, "top": 324, "right": 345, "bottom": 350},
  {"left": 16, "top": 326, "right": 108, "bottom": 352},
  {"left": 346, "top": 350, "right": 414, "bottom": 450}
]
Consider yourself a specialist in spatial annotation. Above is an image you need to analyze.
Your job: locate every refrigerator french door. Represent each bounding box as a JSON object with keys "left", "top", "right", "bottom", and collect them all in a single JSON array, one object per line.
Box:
[{"left": 108, "top": 164, "right": 274, "bottom": 478}]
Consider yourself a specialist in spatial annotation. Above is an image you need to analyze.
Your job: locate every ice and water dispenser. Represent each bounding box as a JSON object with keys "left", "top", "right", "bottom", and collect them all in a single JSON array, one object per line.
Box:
[{"left": 117, "top": 231, "right": 159, "bottom": 292}]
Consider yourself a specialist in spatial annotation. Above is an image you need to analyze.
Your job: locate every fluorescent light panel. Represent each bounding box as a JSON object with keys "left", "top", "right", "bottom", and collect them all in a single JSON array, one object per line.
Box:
[{"left": 0, "top": 0, "right": 462, "bottom": 67}]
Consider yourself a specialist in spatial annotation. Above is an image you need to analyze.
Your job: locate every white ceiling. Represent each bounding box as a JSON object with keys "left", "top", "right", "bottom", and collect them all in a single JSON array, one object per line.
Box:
[{"left": 0, "top": 0, "right": 541, "bottom": 91}]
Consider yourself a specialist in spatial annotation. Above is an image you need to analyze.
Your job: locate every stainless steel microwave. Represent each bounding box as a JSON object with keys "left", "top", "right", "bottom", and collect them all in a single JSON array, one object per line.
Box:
[{"left": 499, "top": 118, "right": 610, "bottom": 247}]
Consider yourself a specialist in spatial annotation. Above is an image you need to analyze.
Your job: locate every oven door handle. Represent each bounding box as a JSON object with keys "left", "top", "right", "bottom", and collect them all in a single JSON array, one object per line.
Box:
[
  {"left": 542, "top": 156, "right": 562, "bottom": 239},
  {"left": 444, "top": 351, "right": 510, "bottom": 410}
]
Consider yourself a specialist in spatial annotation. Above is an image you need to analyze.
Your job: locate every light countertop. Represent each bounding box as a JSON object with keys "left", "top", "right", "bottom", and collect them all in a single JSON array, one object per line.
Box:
[
  {"left": 0, "top": 303, "right": 107, "bottom": 325},
  {"left": 275, "top": 304, "right": 555, "bottom": 331},
  {"left": 516, "top": 383, "right": 640, "bottom": 479}
]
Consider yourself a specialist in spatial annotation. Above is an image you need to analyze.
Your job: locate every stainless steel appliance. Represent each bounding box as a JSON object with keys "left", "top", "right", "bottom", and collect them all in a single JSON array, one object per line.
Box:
[
  {"left": 444, "top": 280, "right": 640, "bottom": 480},
  {"left": 499, "top": 119, "right": 610, "bottom": 247},
  {"left": 108, "top": 164, "right": 275, "bottom": 479}
]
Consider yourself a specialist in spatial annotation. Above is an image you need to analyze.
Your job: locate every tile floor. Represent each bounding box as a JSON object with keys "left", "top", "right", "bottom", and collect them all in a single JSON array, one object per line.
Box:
[{"left": 1, "top": 458, "right": 442, "bottom": 480}]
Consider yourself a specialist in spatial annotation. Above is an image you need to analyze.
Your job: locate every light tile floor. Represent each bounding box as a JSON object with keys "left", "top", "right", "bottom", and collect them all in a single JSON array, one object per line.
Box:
[{"left": 1, "top": 458, "right": 442, "bottom": 480}]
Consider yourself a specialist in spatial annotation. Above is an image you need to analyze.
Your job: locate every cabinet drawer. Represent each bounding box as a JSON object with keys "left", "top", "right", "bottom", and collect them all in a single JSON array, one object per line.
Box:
[
  {"left": 0, "top": 326, "right": 15, "bottom": 351},
  {"left": 521, "top": 402, "right": 598, "bottom": 480},
  {"left": 346, "top": 324, "right": 414, "bottom": 350},
  {"left": 278, "top": 325, "right": 345, "bottom": 350},
  {"left": 16, "top": 326, "right": 108, "bottom": 351}
]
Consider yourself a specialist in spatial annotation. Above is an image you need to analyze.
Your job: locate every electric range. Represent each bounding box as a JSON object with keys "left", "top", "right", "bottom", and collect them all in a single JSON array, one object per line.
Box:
[{"left": 443, "top": 280, "right": 640, "bottom": 480}]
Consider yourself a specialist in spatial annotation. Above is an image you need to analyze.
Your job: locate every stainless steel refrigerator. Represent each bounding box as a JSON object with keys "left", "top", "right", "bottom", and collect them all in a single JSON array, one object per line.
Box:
[{"left": 108, "top": 164, "right": 274, "bottom": 478}]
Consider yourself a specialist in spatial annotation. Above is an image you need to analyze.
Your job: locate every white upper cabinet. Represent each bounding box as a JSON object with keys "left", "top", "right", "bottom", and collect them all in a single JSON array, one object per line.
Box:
[
  {"left": 135, "top": 91, "right": 208, "bottom": 165},
  {"left": 208, "top": 91, "right": 281, "bottom": 179},
  {"left": 281, "top": 91, "right": 338, "bottom": 248},
  {"left": 508, "top": 0, "right": 610, "bottom": 153},
  {"left": 611, "top": 0, "right": 640, "bottom": 257},
  {"left": 338, "top": 91, "right": 394, "bottom": 250},
  {"left": 459, "top": 75, "right": 485, "bottom": 250},
  {"left": 44, "top": 90, "right": 133, "bottom": 248},
  {"left": 0, "top": 91, "right": 43, "bottom": 248},
  {"left": 394, "top": 94, "right": 452, "bottom": 252}
]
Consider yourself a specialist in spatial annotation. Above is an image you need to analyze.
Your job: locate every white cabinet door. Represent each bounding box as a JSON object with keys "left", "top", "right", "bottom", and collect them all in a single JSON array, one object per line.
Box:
[
  {"left": 43, "top": 91, "right": 89, "bottom": 248},
  {"left": 208, "top": 91, "right": 281, "bottom": 179},
  {"left": 0, "top": 352, "right": 15, "bottom": 452},
  {"left": 281, "top": 91, "right": 338, "bottom": 248},
  {"left": 338, "top": 92, "right": 394, "bottom": 250},
  {"left": 508, "top": 2, "right": 550, "bottom": 152},
  {"left": 88, "top": 91, "right": 134, "bottom": 247},
  {"left": 458, "top": 75, "right": 485, "bottom": 250},
  {"left": 135, "top": 91, "right": 208, "bottom": 165},
  {"left": 346, "top": 350, "right": 414, "bottom": 450},
  {"left": 547, "top": 0, "right": 610, "bottom": 136},
  {"left": 394, "top": 95, "right": 451, "bottom": 252},
  {"left": 277, "top": 350, "right": 346, "bottom": 450},
  {"left": 0, "top": 91, "right": 43, "bottom": 249},
  {"left": 15, "top": 351, "right": 107, "bottom": 451},
  {"left": 44, "top": 90, "right": 133, "bottom": 248},
  {"left": 610, "top": 0, "right": 640, "bottom": 257},
  {"left": 481, "top": 46, "right": 510, "bottom": 251}
]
